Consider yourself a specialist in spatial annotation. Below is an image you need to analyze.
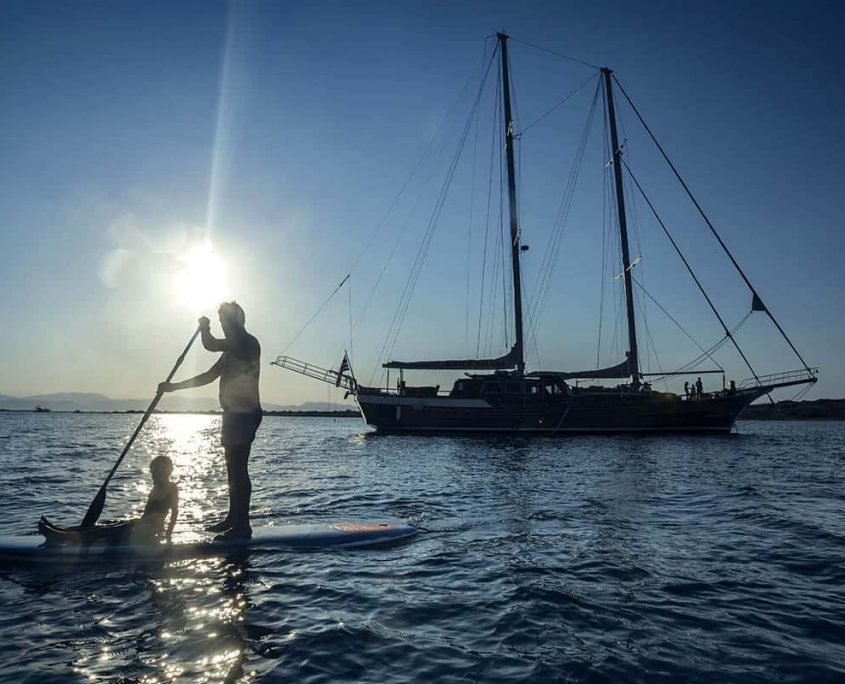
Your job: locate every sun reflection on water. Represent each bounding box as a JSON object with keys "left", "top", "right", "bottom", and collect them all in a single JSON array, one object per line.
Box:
[
  {"left": 143, "top": 414, "right": 224, "bottom": 541},
  {"left": 71, "top": 555, "right": 258, "bottom": 683},
  {"left": 56, "top": 414, "right": 271, "bottom": 683},
  {"left": 70, "top": 415, "right": 261, "bottom": 682}
]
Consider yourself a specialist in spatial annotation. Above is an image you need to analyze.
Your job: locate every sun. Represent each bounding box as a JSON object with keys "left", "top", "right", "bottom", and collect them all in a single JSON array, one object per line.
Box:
[{"left": 174, "top": 241, "right": 228, "bottom": 313}]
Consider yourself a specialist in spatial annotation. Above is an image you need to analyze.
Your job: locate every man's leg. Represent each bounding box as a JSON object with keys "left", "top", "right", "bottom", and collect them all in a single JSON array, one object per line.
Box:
[
  {"left": 207, "top": 454, "right": 234, "bottom": 532},
  {"left": 220, "top": 443, "right": 252, "bottom": 538}
]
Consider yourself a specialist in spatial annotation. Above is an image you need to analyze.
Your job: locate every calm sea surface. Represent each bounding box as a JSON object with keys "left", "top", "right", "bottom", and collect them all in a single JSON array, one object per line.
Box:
[{"left": 0, "top": 413, "right": 842, "bottom": 683}]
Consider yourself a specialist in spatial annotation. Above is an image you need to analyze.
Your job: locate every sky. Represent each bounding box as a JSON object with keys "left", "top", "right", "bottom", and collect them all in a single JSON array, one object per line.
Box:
[{"left": 1, "top": 0, "right": 843, "bottom": 407}]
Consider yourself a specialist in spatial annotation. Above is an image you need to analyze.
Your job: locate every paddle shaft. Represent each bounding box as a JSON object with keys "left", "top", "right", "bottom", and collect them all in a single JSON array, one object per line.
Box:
[{"left": 81, "top": 326, "right": 201, "bottom": 525}]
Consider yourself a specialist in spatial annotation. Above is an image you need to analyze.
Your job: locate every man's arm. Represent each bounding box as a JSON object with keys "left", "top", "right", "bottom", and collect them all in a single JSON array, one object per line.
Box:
[
  {"left": 201, "top": 326, "right": 235, "bottom": 353},
  {"left": 199, "top": 316, "right": 241, "bottom": 353},
  {"left": 159, "top": 356, "right": 223, "bottom": 393}
]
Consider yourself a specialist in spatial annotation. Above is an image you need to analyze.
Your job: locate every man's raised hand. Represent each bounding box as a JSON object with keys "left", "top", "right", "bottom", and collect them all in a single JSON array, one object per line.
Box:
[{"left": 198, "top": 316, "right": 211, "bottom": 330}]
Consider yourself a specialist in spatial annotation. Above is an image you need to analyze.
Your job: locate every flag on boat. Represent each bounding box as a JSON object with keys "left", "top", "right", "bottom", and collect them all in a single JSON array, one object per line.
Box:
[{"left": 336, "top": 352, "right": 350, "bottom": 387}]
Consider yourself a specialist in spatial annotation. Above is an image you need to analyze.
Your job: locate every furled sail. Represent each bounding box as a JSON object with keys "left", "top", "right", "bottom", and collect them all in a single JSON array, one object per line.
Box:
[
  {"left": 383, "top": 346, "right": 519, "bottom": 370},
  {"left": 558, "top": 357, "right": 632, "bottom": 380}
]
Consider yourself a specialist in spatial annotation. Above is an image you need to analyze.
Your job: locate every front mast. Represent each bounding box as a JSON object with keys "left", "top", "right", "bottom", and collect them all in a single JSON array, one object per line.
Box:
[
  {"left": 498, "top": 33, "right": 526, "bottom": 375},
  {"left": 602, "top": 68, "right": 640, "bottom": 384}
]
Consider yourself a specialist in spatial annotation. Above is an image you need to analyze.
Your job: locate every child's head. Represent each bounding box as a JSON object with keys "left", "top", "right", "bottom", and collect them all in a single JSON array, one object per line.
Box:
[{"left": 149, "top": 456, "right": 174, "bottom": 484}]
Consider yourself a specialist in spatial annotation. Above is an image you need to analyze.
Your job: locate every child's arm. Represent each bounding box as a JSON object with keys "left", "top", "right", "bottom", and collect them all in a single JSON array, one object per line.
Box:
[{"left": 165, "top": 487, "right": 179, "bottom": 542}]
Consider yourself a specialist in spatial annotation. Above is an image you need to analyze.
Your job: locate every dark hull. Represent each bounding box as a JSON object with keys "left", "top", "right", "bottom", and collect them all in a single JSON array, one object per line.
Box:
[{"left": 356, "top": 388, "right": 766, "bottom": 434}]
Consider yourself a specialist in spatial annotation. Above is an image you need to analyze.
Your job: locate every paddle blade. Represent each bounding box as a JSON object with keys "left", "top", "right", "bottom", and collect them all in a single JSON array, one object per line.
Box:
[{"left": 80, "top": 486, "right": 107, "bottom": 528}]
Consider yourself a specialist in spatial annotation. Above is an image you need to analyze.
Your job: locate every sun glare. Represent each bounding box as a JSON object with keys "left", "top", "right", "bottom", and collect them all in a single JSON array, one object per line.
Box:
[{"left": 174, "top": 241, "right": 228, "bottom": 313}]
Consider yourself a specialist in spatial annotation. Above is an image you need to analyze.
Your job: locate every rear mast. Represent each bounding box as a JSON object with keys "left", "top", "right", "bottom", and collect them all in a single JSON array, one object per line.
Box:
[
  {"left": 498, "top": 33, "right": 526, "bottom": 375},
  {"left": 602, "top": 67, "right": 640, "bottom": 385}
]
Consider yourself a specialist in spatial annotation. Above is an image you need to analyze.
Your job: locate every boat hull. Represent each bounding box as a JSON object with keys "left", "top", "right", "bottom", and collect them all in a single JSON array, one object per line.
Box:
[{"left": 355, "top": 389, "right": 764, "bottom": 434}]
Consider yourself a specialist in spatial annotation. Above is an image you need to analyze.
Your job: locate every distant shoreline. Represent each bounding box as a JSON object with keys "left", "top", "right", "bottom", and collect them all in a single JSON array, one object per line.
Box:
[
  {"left": 739, "top": 398, "right": 845, "bottom": 421},
  {"left": 0, "top": 409, "right": 362, "bottom": 418},
  {"left": 1, "top": 399, "right": 844, "bottom": 420}
]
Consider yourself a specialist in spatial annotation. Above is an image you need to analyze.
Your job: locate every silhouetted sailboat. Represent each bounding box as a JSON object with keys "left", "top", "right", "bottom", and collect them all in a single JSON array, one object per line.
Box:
[{"left": 274, "top": 33, "right": 817, "bottom": 433}]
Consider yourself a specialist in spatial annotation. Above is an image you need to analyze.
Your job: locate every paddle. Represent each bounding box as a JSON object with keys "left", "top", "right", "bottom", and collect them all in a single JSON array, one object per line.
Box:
[{"left": 79, "top": 326, "right": 201, "bottom": 528}]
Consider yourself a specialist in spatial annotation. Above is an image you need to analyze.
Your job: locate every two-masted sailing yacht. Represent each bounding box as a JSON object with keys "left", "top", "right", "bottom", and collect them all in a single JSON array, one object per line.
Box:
[{"left": 274, "top": 33, "right": 817, "bottom": 433}]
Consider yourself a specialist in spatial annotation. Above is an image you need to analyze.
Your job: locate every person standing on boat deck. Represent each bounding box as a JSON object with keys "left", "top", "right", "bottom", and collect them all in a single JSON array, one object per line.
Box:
[
  {"left": 684, "top": 381, "right": 690, "bottom": 398},
  {"left": 695, "top": 376, "right": 704, "bottom": 398},
  {"left": 158, "top": 302, "right": 261, "bottom": 540}
]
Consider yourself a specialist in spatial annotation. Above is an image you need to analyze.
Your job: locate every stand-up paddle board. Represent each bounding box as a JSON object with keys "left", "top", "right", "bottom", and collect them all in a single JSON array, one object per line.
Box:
[{"left": 0, "top": 520, "right": 417, "bottom": 565}]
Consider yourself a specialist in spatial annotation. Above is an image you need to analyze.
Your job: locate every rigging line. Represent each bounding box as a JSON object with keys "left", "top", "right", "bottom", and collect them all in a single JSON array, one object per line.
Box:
[
  {"left": 596, "top": 80, "right": 610, "bottom": 368},
  {"left": 483, "top": 79, "right": 505, "bottom": 357},
  {"left": 485, "top": 138, "right": 506, "bottom": 357},
  {"left": 499, "top": 120, "right": 509, "bottom": 350},
  {"left": 281, "top": 274, "right": 350, "bottom": 355},
  {"left": 596, "top": 170, "right": 608, "bottom": 368},
  {"left": 519, "top": 72, "right": 600, "bottom": 136},
  {"left": 348, "top": 279, "right": 353, "bottom": 363},
  {"left": 634, "top": 267, "right": 662, "bottom": 379},
  {"left": 622, "top": 159, "right": 762, "bottom": 383},
  {"left": 477, "top": 71, "right": 500, "bottom": 356},
  {"left": 508, "top": 36, "right": 601, "bottom": 71},
  {"left": 527, "top": 77, "right": 600, "bottom": 323},
  {"left": 631, "top": 276, "right": 723, "bottom": 371},
  {"left": 485, "top": 113, "right": 504, "bottom": 355},
  {"left": 484, "top": 159, "right": 505, "bottom": 356},
  {"left": 524, "top": 289, "right": 543, "bottom": 368},
  {"left": 613, "top": 75, "right": 813, "bottom": 376},
  {"left": 385, "top": 48, "right": 499, "bottom": 350},
  {"left": 347, "top": 38, "right": 494, "bottom": 277},
  {"left": 631, "top": 262, "right": 655, "bottom": 374},
  {"left": 355, "top": 151, "right": 447, "bottom": 331},
  {"left": 530, "top": 79, "right": 600, "bottom": 333},
  {"left": 791, "top": 383, "right": 813, "bottom": 402},
  {"left": 466, "top": 88, "right": 482, "bottom": 355},
  {"left": 642, "top": 306, "right": 664, "bottom": 380},
  {"left": 648, "top": 339, "right": 731, "bottom": 385},
  {"left": 358, "top": 96, "right": 475, "bottom": 335},
  {"left": 656, "top": 312, "right": 750, "bottom": 380},
  {"left": 486, "top": 235, "right": 503, "bottom": 355},
  {"left": 477, "top": 69, "right": 501, "bottom": 355},
  {"left": 285, "top": 41, "right": 493, "bottom": 364},
  {"left": 379, "top": 47, "right": 499, "bottom": 369}
]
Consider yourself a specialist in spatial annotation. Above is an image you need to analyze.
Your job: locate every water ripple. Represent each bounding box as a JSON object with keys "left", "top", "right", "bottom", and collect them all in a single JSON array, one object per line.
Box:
[{"left": 0, "top": 414, "right": 843, "bottom": 682}]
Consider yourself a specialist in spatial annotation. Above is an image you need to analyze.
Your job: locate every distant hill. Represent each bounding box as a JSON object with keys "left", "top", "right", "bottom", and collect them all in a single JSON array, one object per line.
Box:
[
  {"left": 742, "top": 398, "right": 845, "bottom": 421},
  {"left": 0, "top": 392, "right": 352, "bottom": 413}
]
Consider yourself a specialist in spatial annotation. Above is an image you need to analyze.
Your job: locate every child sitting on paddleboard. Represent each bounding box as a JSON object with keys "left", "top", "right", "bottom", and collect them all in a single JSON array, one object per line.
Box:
[{"left": 39, "top": 456, "right": 179, "bottom": 546}]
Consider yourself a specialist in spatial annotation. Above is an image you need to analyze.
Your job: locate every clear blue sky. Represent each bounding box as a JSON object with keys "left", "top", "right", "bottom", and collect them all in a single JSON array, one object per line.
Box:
[{"left": 1, "top": 0, "right": 842, "bottom": 405}]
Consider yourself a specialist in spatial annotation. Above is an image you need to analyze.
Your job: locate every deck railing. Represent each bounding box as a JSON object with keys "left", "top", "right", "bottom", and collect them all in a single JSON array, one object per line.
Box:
[
  {"left": 739, "top": 368, "right": 818, "bottom": 390},
  {"left": 271, "top": 355, "right": 357, "bottom": 393}
]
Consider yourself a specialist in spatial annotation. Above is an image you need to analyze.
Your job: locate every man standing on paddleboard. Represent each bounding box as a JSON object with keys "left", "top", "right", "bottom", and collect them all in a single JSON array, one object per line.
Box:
[{"left": 159, "top": 302, "right": 261, "bottom": 540}]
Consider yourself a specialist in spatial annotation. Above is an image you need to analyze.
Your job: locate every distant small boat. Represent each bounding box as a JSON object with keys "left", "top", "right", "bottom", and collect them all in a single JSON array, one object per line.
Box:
[{"left": 33, "top": 406, "right": 51, "bottom": 413}]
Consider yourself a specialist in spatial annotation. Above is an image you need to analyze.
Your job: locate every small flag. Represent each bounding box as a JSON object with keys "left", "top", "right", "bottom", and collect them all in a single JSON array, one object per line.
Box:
[
  {"left": 751, "top": 293, "right": 766, "bottom": 312},
  {"left": 336, "top": 352, "right": 350, "bottom": 387}
]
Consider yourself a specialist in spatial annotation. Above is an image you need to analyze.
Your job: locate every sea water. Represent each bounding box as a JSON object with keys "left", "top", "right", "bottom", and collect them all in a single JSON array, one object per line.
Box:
[{"left": 0, "top": 412, "right": 843, "bottom": 683}]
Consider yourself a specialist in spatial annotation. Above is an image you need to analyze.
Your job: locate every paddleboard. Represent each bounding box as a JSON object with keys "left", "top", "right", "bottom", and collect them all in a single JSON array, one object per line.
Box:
[{"left": 0, "top": 520, "right": 417, "bottom": 565}]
